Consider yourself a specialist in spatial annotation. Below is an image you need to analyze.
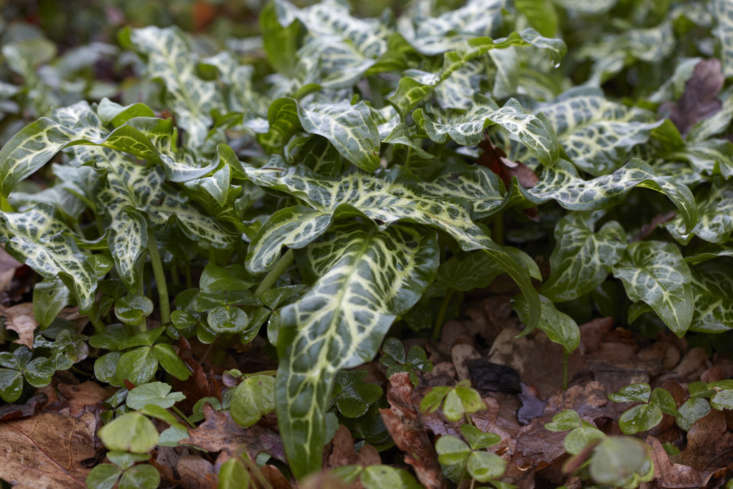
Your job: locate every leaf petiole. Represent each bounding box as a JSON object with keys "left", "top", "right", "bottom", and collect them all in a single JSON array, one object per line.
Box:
[
  {"left": 147, "top": 228, "right": 170, "bottom": 325},
  {"left": 254, "top": 249, "right": 294, "bottom": 298}
]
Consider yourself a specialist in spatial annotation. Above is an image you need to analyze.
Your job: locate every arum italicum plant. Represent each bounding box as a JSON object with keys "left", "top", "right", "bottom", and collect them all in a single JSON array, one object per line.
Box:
[{"left": 3, "top": 0, "right": 733, "bottom": 482}]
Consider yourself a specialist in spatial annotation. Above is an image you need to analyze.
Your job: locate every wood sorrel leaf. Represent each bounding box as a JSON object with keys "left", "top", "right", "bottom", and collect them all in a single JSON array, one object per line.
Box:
[
  {"left": 275, "top": 223, "right": 438, "bottom": 477},
  {"left": 613, "top": 241, "right": 695, "bottom": 337},
  {"left": 230, "top": 374, "right": 275, "bottom": 428},
  {"left": 98, "top": 412, "right": 159, "bottom": 453}
]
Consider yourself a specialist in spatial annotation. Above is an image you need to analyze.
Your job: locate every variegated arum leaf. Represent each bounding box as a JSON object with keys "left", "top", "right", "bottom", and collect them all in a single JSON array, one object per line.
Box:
[
  {"left": 122, "top": 26, "right": 223, "bottom": 149},
  {"left": 521, "top": 159, "right": 698, "bottom": 232},
  {"left": 537, "top": 89, "right": 663, "bottom": 175},
  {"left": 397, "top": 0, "right": 504, "bottom": 55},
  {"left": 415, "top": 96, "right": 560, "bottom": 165},
  {"left": 0, "top": 206, "right": 97, "bottom": 310},
  {"left": 389, "top": 29, "right": 565, "bottom": 115},
  {"left": 297, "top": 100, "right": 381, "bottom": 171},
  {"left": 714, "top": 0, "right": 733, "bottom": 78},
  {"left": 240, "top": 159, "right": 539, "bottom": 326},
  {"left": 667, "top": 180, "right": 733, "bottom": 244},
  {"left": 688, "top": 260, "right": 733, "bottom": 333},
  {"left": 542, "top": 212, "right": 627, "bottom": 302},
  {"left": 275, "top": 222, "right": 439, "bottom": 477},
  {"left": 613, "top": 241, "right": 695, "bottom": 337}
]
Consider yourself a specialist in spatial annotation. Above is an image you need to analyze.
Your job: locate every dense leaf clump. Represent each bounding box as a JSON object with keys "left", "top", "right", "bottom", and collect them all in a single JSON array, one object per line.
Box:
[{"left": 1, "top": 0, "right": 733, "bottom": 488}]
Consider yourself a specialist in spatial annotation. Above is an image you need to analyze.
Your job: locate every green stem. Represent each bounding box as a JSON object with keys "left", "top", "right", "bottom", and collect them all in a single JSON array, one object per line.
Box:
[
  {"left": 432, "top": 290, "right": 454, "bottom": 341},
  {"left": 172, "top": 406, "right": 195, "bottom": 428},
  {"left": 492, "top": 213, "right": 504, "bottom": 245},
  {"left": 170, "top": 263, "right": 180, "bottom": 287},
  {"left": 0, "top": 194, "right": 13, "bottom": 212},
  {"left": 89, "top": 305, "right": 105, "bottom": 333},
  {"left": 254, "top": 249, "right": 294, "bottom": 297},
  {"left": 147, "top": 229, "right": 170, "bottom": 325},
  {"left": 184, "top": 263, "right": 192, "bottom": 289}
]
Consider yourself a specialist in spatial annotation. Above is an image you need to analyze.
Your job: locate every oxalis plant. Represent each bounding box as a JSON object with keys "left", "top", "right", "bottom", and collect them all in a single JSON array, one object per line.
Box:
[{"left": 2, "top": 0, "right": 733, "bottom": 485}]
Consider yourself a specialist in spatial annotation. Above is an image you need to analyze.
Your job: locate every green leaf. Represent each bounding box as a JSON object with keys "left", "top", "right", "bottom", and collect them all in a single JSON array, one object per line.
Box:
[
  {"left": 688, "top": 259, "right": 733, "bottom": 333},
  {"left": 435, "top": 435, "right": 471, "bottom": 466},
  {"left": 207, "top": 306, "right": 249, "bottom": 334},
  {"left": 676, "top": 397, "right": 711, "bottom": 431},
  {"left": 397, "top": 0, "right": 504, "bottom": 55},
  {"left": 650, "top": 388, "right": 678, "bottom": 416},
  {"left": 545, "top": 409, "right": 582, "bottom": 432},
  {"left": 85, "top": 464, "right": 122, "bottom": 489},
  {"left": 523, "top": 159, "right": 698, "bottom": 232},
  {"left": 460, "top": 424, "right": 501, "bottom": 450},
  {"left": 275, "top": 223, "right": 438, "bottom": 478},
  {"left": 260, "top": 1, "right": 299, "bottom": 76},
  {"left": 538, "top": 90, "right": 663, "bottom": 175},
  {"left": 118, "top": 464, "right": 160, "bottom": 489},
  {"left": 589, "top": 437, "right": 654, "bottom": 487},
  {"left": 33, "top": 278, "right": 70, "bottom": 328},
  {"left": 609, "top": 383, "right": 651, "bottom": 404},
  {"left": 116, "top": 346, "right": 158, "bottom": 385},
  {"left": 360, "top": 465, "right": 423, "bottom": 489},
  {"left": 618, "top": 404, "right": 663, "bottom": 434},
  {"left": 152, "top": 343, "right": 191, "bottom": 381},
  {"left": 554, "top": 0, "right": 616, "bottom": 14},
  {"left": 99, "top": 412, "right": 159, "bottom": 453},
  {"left": 420, "top": 386, "right": 452, "bottom": 413},
  {"left": 107, "top": 451, "right": 150, "bottom": 470},
  {"left": 240, "top": 161, "right": 539, "bottom": 326},
  {"left": 466, "top": 451, "right": 506, "bottom": 482},
  {"left": 23, "top": 356, "right": 54, "bottom": 387},
  {"left": 714, "top": 0, "right": 733, "bottom": 78},
  {"left": 333, "top": 370, "right": 383, "bottom": 418},
  {"left": 115, "top": 295, "right": 154, "bottom": 325},
  {"left": 125, "top": 26, "right": 223, "bottom": 149},
  {"left": 542, "top": 212, "right": 627, "bottom": 302},
  {"left": 0, "top": 368, "right": 23, "bottom": 403},
  {"left": 0, "top": 206, "right": 98, "bottom": 310},
  {"left": 412, "top": 164, "right": 507, "bottom": 220},
  {"left": 217, "top": 458, "right": 250, "bottom": 489},
  {"left": 297, "top": 100, "right": 381, "bottom": 172},
  {"left": 613, "top": 241, "right": 695, "bottom": 336},
  {"left": 667, "top": 181, "right": 733, "bottom": 245},
  {"left": 0, "top": 118, "right": 71, "bottom": 196},
  {"left": 415, "top": 97, "right": 559, "bottom": 165},
  {"left": 515, "top": 295, "right": 579, "bottom": 353},
  {"left": 515, "top": 0, "right": 558, "bottom": 37},
  {"left": 257, "top": 98, "right": 300, "bottom": 153},
  {"left": 564, "top": 425, "right": 605, "bottom": 455},
  {"left": 126, "top": 382, "right": 185, "bottom": 410},
  {"left": 711, "top": 389, "right": 733, "bottom": 410},
  {"left": 247, "top": 206, "right": 332, "bottom": 273},
  {"left": 389, "top": 29, "right": 565, "bottom": 115},
  {"left": 230, "top": 375, "right": 276, "bottom": 428}
]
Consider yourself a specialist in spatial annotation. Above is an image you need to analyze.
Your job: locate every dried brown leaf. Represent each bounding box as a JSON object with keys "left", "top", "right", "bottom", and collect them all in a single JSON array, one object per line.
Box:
[
  {"left": 0, "top": 246, "right": 21, "bottom": 292},
  {"left": 183, "top": 404, "right": 285, "bottom": 462},
  {"left": 380, "top": 372, "right": 445, "bottom": 489},
  {"left": 661, "top": 59, "right": 724, "bottom": 134},
  {"left": 1, "top": 302, "right": 38, "bottom": 349},
  {"left": 0, "top": 411, "right": 97, "bottom": 489},
  {"left": 176, "top": 454, "right": 218, "bottom": 489}
]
